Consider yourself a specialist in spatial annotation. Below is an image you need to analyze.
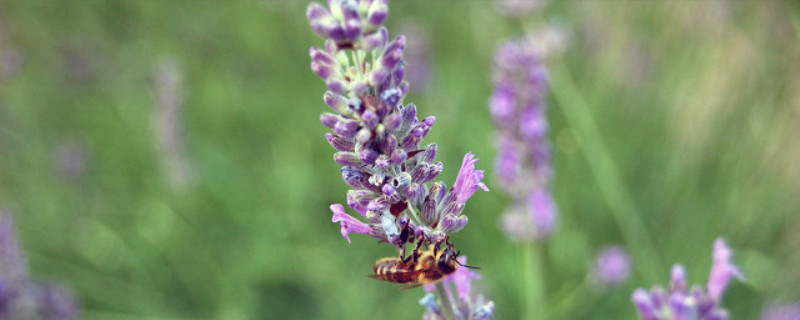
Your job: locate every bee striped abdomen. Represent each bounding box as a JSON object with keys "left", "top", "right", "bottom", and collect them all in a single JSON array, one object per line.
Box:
[{"left": 372, "top": 258, "right": 419, "bottom": 284}]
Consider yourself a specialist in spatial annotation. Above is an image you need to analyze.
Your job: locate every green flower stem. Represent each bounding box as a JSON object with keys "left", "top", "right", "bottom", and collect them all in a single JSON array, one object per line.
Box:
[
  {"left": 550, "top": 61, "right": 663, "bottom": 283},
  {"left": 436, "top": 282, "right": 456, "bottom": 320},
  {"left": 522, "top": 243, "right": 546, "bottom": 320}
]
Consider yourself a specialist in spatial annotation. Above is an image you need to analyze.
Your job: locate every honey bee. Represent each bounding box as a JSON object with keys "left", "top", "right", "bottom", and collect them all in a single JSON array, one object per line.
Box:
[{"left": 369, "top": 237, "right": 478, "bottom": 289}]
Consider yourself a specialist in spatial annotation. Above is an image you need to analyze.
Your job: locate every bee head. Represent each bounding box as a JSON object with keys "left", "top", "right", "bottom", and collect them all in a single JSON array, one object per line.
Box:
[{"left": 437, "top": 244, "right": 459, "bottom": 273}]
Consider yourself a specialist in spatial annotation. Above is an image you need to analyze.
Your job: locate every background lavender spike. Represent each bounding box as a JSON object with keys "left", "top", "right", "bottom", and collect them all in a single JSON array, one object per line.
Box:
[{"left": 491, "top": 37, "right": 557, "bottom": 242}]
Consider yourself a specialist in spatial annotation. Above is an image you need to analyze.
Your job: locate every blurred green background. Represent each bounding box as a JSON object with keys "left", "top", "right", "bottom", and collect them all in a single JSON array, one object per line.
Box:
[{"left": 1, "top": 1, "right": 799, "bottom": 319}]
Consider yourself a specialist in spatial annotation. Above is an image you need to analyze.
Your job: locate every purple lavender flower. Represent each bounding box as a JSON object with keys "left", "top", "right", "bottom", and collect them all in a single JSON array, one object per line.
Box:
[
  {"left": 490, "top": 38, "right": 557, "bottom": 242},
  {"left": 0, "top": 212, "right": 79, "bottom": 319},
  {"left": 631, "top": 237, "right": 742, "bottom": 320},
  {"left": 308, "top": 0, "right": 488, "bottom": 250},
  {"left": 592, "top": 245, "right": 631, "bottom": 287},
  {"left": 421, "top": 257, "right": 495, "bottom": 320},
  {"left": 760, "top": 303, "right": 800, "bottom": 320}
]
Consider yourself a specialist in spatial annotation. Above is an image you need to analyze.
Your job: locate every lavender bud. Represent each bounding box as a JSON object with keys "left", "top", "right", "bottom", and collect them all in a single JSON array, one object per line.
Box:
[
  {"left": 381, "top": 38, "right": 405, "bottom": 72},
  {"left": 401, "top": 103, "right": 418, "bottom": 129},
  {"left": 439, "top": 214, "right": 468, "bottom": 233},
  {"left": 375, "top": 155, "right": 391, "bottom": 170},
  {"left": 325, "top": 133, "right": 355, "bottom": 152},
  {"left": 362, "top": 110, "right": 379, "bottom": 130},
  {"left": 310, "top": 61, "right": 335, "bottom": 81},
  {"left": 393, "top": 63, "right": 406, "bottom": 85},
  {"left": 334, "top": 118, "right": 360, "bottom": 138},
  {"left": 405, "top": 183, "right": 425, "bottom": 209},
  {"left": 422, "top": 162, "right": 443, "bottom": 183},
  {"left": 383, "top": 111, "right": 402, "bottom": 131},
  {"left": 307, "top": 4, "right": 337, "bottom": 39},
  {"left": 310, "top": 47, "right": 336, "bottom": 66},
  {"left": 368, "top": 172, "right": 387, "bottom": 186},
  {"left": 320, "top": 113, "right": 340, "bottom": 129},
  {"left": 347, "top": 190, "right": 376, "bottom": 215},
  {"left": 382, "top": 184, "right": 401, "bottom": 203},
  {"left": 359, "top": 148, "right": 379, "bottom": 165},
  {"left": 368, "top": 198, "right": 390, "bottom": 213},
  {"left": 400, "top": 130, "right": 422, "bottom": 150},
  {"left": 325, "top": 77, "right": 348, "bottom": 94},
  {"left": 441, "top": 201, "right": 464, "bottom": 217},
  {"left": 419, "top": 143, "right": 438, "bottom": 162},
  {"left": 410, "top": 163, "right": 426, "bottom": 183},
  {"left": 348, "top": 96, "right": 364, "bottom": 114},
  {"left": 307, "top": 2, "right": 330, "bottom": 21},
  {"left": 324, "top": 91, "right": 349, "bottom": 114},
  {"left": 334, "top": 152, "right": 362, "bottom": 166},
  {"left": 379, "top": 133, "right": 397, "bottom": 155},
  {"left": 421, "top": 196, "right": 438, "bottom": 226},
  {"left": 367, "top": 0, "right": 388, "bottom": 28},
  {"left": 341, "top": 1, "right": 362, "bottom": 41},
  {"left": 361, "top": 26, "right": 388, "bottom": 51},
  {"left": 428, "top": 182, "right": 446, "bottom": 203},
  {"left": 390, "top": 149, "right": 407, "bottom": 165},
  {"left": 381, "top": 88, "right": 401, "bottom": 109},
  {"left": 351, "top": 80, "right": 369, "bottom": 96},
  {"left": 369, "top": 68, "right": 389, "bottom": 86},
  {"left": 355, "top": 128, "right": 372, "bottom": 145}
]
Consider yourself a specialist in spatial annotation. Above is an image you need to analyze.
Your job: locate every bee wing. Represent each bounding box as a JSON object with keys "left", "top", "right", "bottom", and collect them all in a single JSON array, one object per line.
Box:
[{"left": 399, "top": 283, "right": 424, "bottom": 290}]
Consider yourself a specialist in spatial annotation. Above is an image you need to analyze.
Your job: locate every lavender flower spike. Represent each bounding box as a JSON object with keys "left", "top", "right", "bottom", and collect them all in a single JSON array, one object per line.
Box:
[
  {"left": 490, "top": 37, "right": 557, "bottom": 242},
  {"left": 631, "top": 238, "right": 742, "bottom": 320},
  {"left": 308, "top": 0, "right": 488, "bottom": 248}
]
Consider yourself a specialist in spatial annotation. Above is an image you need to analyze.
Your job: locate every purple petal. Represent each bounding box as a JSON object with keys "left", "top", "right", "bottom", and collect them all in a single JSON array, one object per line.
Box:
[
  {"left": 451, "top": 152, "right": 489, "bottom": 205},
  {"left": 707, "top": 237, "right": 743, "bottom": 301},
  {"left": 331, "top": 204, "right": 371, "bottom": 243}
]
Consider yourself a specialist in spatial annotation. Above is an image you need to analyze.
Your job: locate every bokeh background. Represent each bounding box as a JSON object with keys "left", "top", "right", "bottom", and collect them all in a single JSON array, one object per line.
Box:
[{"left": 1, "top": 1, "right": 799, "bottom": 319}]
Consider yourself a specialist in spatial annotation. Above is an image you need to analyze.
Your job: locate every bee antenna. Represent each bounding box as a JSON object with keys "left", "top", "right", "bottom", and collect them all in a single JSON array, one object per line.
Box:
[{"left": 456, "top": 260, "right": 481, "bottom": 270}]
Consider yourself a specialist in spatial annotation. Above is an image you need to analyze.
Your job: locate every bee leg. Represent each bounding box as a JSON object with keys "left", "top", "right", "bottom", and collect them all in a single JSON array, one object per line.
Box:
[
  {"left": 410, "top": 235, "right": 425, "bottom": 263},
  {"left": 398, "top": 243, "right": 407, "bottom": 261}
]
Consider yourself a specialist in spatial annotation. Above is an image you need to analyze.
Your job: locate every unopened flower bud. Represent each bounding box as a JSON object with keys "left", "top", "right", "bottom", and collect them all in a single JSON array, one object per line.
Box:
[
  {"left": 334, "top": 151, "right": 362, "bottom": 166},
  {"left": 390, "top": 149, "right": 407, "bottom": 165},
  {"left": 421, "top": 196, "right": 438, "bottom": 226},
  {"left": 359, "top": 148, "right": 379, "bottom": 165},
  {"left": 325, "top": 133, "right": 355, "bottom": 152}
]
